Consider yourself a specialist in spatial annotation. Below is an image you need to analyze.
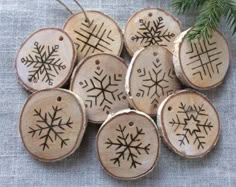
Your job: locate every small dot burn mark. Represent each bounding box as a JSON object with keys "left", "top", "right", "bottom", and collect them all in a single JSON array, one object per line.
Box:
[
  {"left": 59, "top": 36, "right": 63, "bottom": 41},
  {"left": 129, "top": 122, "right": 134, "bottom": 127},
  {"left": 168, "top": 106, "right": 172, "bottom": 111},
  {"left": 154, "top": 104, "right": 158, "bottom": 108},
  {"left": 153, "top": 52, "right": 158, "bottom": 56},
  {"left": 57, "top": 96, "right": 62, "bottom": 102},
  {"left": 95, "top": 60, "right": 100, "bottom": 65},
  {"left": 148, "top": 12, "right": 153, "bottom": 17}
]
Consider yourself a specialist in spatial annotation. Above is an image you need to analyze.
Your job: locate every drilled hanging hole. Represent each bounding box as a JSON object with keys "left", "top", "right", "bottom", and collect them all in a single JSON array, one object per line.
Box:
[
  {"left": 59, "top": 36, "right": 64, "bottom": 41},
  {"left": 168, "top": 106, "right": 172, "bottom": 111},
  {"left": 153, "top": 52, "right": 158, "bottom": 56},
  {"left": 57, "top": 96, "right": 62, "bottom": 102},
  {"left": 95, "top": 60, "right": 100, "bottom": 65},
  {"left": 148, "top": 12, "right": 153, "bottom": 17},
  {"left": 129, "top": 122, "right": 134, "bottom": 127}
]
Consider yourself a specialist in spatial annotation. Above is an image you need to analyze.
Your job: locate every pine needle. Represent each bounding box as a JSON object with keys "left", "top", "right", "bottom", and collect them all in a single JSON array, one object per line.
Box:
[{"left": 173, "top": 0, "right": 236, "bottom": 40}]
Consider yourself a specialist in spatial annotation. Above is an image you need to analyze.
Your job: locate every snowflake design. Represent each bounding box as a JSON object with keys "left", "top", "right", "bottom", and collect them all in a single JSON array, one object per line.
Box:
[
  {"left": 79, "top": 63, "right": 126, "bottom": 114},
  {"left": 131, "top": 17, "right": 175, "bottom": 47},
  {"left": 186, "top": 38, "right": 222, "bottom": 80},
  {"left": 28, "top": 106, "right": 73, "bottom": 151},
  {"left": 169, "top": 103, "right": 213, "bottom": 149},
  {"left": 21, "top": 42, "right": 66, "bottom": 86},
  {"left": 74, "top": 20, "right": 115, "bottom": 57},
  {"left": 105, "top": 124, "right": 150, "bottom": 169},
  {"left": 136, "top": 59, "right": 175, "bottom": 108}
]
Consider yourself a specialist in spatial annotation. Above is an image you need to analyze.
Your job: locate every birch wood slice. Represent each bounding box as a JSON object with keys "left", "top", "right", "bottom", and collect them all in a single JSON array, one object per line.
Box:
[
  {"left": 173, "top": 29, "right": 230, "bottom": 90},
  {"left": 157, "top": 90, "right": 220, "bottom": 158},
  {"left": 15, "top": 28, "right": 76, "bottom": 92},
  {"left": 126, "top": 45, "right": 182, "bottom": 116},
  {"left": 97, "top": 109, "right": 160, "bottom": 180},
  {"left": 19, "top": 88, "right": 87, "bottom": 162},
  {"left": 124, "top": 8, "right": 181, "bottom": 56},
  {"left": 70, "top": 53, "right": 129, "bottom": 124},
  {"left": 63, "top": 11, "right": 123, "bottom": 60}
]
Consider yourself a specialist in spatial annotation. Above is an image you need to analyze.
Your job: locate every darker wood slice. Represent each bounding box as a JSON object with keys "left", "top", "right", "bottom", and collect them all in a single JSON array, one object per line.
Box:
[
  {"left": 15, "top": 28, "right": 76, "bottom": 92},
  {"left": 157, "top": 89, "right": 220, "bottom": 158},
  {"left": 19, "top": 88, "right": 87, "bottom": 162},
  {"left": 124, "top": 8, "right": 182, "bottom": 56},
  {"left": 97, "top": 109, "right": 160, "bottom": 180},
  {"left": 173, "top": 29, "right": 230, "bottom": 90}
]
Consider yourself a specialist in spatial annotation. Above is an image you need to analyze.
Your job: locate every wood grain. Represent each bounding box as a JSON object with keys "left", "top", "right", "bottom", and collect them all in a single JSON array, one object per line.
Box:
[
  {"left": 97, "top": 109, "right": 160, "bottom": 180},
  {"left": 173, "top": 29, "right": 230, "bottom": 90},
  {"left": 157, "top": 89, "right": 220, "bottom": 158},
  {"left": 124, "top": 8, "right": 181, "bottom": 56},
  {"left": 19, "top": 88, "right": 87, "bottom": 162},
  {"left": 15, "top": 28, "right": 76, "bottom": 92},
  {"left": 70, "top": 53, "right": 129, "bottom": 124}
]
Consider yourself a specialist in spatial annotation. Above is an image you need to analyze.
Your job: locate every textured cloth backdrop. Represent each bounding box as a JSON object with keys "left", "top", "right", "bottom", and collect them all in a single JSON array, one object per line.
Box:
[{"left": 0, "top": 0, "right": 235, "bottom": 186}]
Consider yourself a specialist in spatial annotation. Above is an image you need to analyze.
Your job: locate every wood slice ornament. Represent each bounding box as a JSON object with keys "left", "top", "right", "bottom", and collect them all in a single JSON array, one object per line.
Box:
[
  {"left": 126, "top": 45, "right": 182, "bottom": 116},
  {"left": 70, "top": 53, "right": 129, "bottom": 124},
  {"left": 97, "top": 109, "right": 160, "bottom": 180},
  {"left": 63, "top": 10, "right": 123, "bottom": 60},
  {"left": 15, "top": 28, "right": 76, "bottom": 92},
  {"left": 124, "top": 8, "right": 181, "bottom": 56},
  {"left": 19, "top": 88, "right": 87, "bottom": 162},
  {"left": 157, "top": 90, "right": 220, "bottom": 158},
  {"left": 173, "top": 29, "right": 230, "bottom": 90}
]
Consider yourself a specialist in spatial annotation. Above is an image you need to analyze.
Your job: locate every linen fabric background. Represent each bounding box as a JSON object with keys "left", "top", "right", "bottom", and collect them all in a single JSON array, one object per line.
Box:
[{"left": 0, "top": 0, "right": 235, "bottom": 186}]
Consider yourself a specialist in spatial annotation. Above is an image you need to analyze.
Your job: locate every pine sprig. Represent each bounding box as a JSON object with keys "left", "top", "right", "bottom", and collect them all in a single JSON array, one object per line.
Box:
[{"left": 173, "top": 0, "right": 236, "bottom": 40}]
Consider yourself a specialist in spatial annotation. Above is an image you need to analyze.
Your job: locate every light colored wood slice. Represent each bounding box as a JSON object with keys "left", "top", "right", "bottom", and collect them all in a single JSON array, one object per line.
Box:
[
  {"left": 126, "top": 45, "right": 182, "bottom": 116},
  {"left": 15, "top": 28, "right": 76, "bottom": 92},
  {"left": 124, "top": 8, "right": 181, "bottom": 56},
  {"left": 157, "top": 89, "right": 220, "bottom": 158},
  {"left": 173, "top": 29, "right": 230, "bottom": 90},
  {"left": 97, "top": 109, "right": 160, "bottom": 180},
  {"left": 63, "top": 10, "right": 123, "bottom": 60},
  {"left": 70, "top": 53, "right": 129, "bottom": 124},
  {"left": 19, "top": 88, "right": 87, "bottom": 162}
]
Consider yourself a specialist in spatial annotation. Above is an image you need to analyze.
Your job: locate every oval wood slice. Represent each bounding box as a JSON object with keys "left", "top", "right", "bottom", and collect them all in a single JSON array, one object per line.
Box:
[
  {"left": 70, "top": 53, "right": 129, "bottom": 124},
  {"left": 97, "top": 109, "right": 160, "bottom": 180},
  {"left": 63, "top": 11, "right": 123, "bottom": 60},
  {"left": 15, "top": 28, "right": 76, "bottom": 92},
  {"left": 173, "top": 29, "right": 230, "bottom": 90},
  {"left": 126, "top": 45, "right": 182, "bottom": 116},
  {"left": 20, "top": 88, "right": 87, "bottom": 162},
  {"left": 157, "top": 89, "right": 220, "bottom": 158},
  {"left": 124, "top": 8, "right": 181, "bottom": 56}
]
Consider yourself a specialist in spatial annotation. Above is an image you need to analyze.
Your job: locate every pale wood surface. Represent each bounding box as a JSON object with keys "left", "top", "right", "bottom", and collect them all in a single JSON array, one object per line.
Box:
[
  {"left": 126, "top": 45, "right": 182, "bottom": 116},
  {"left": 124, "top": 8, "right": 181, "bottom": 56},
  {"left": 70, "top": 53, "right": 129, "bottom": 124},
  {"left": 64, "top": 11, "right": 123, "bottom": 60},
  {"left": 173, "top": 29, "right": 230, "bottom": 90},
  {"left": 20, "top": 88, "right": 87, "bottom": 162},
  {"left": 157, "top": 90, "right": 220, "bottom": 158},
  {"left": 97, "top": 109, "right": 160, "bottom": 180},
  {"left": 15, "top": 28, "right": 76, "bottom": 92}
]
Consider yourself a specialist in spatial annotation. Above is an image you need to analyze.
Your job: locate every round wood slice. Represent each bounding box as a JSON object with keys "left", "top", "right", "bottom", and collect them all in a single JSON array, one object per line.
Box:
[
  {"left": 19, "top": 88, "right": 87, "bottom": 162},
  {"left": 173, "top": 29, "right": 230, "bottom": 90},
  {"left": 124, "top": 8, "right": 181, "bottom": 56},
  {"left": 63, "top": 10, "right": 123, "bottom": 60},
  {"left": 157, "top": 89, "right": 220, "bottom": 158},
  {"left": 126, "top": 45, "right": 182, "bottom": 116},
  {"left": 15, "top": 28, "right": 76, "bottom": 92},
  {"left": 70, "top": 53, "right": 129, "bottom": 124},
  {"left": 97, "top": 109, "right": 160, "bottom": 180}
]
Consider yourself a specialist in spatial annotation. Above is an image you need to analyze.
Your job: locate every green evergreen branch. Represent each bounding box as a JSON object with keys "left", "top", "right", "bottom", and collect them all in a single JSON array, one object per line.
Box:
[{"left": 173, "top": 0, "right": 236, "bottom": 40}]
